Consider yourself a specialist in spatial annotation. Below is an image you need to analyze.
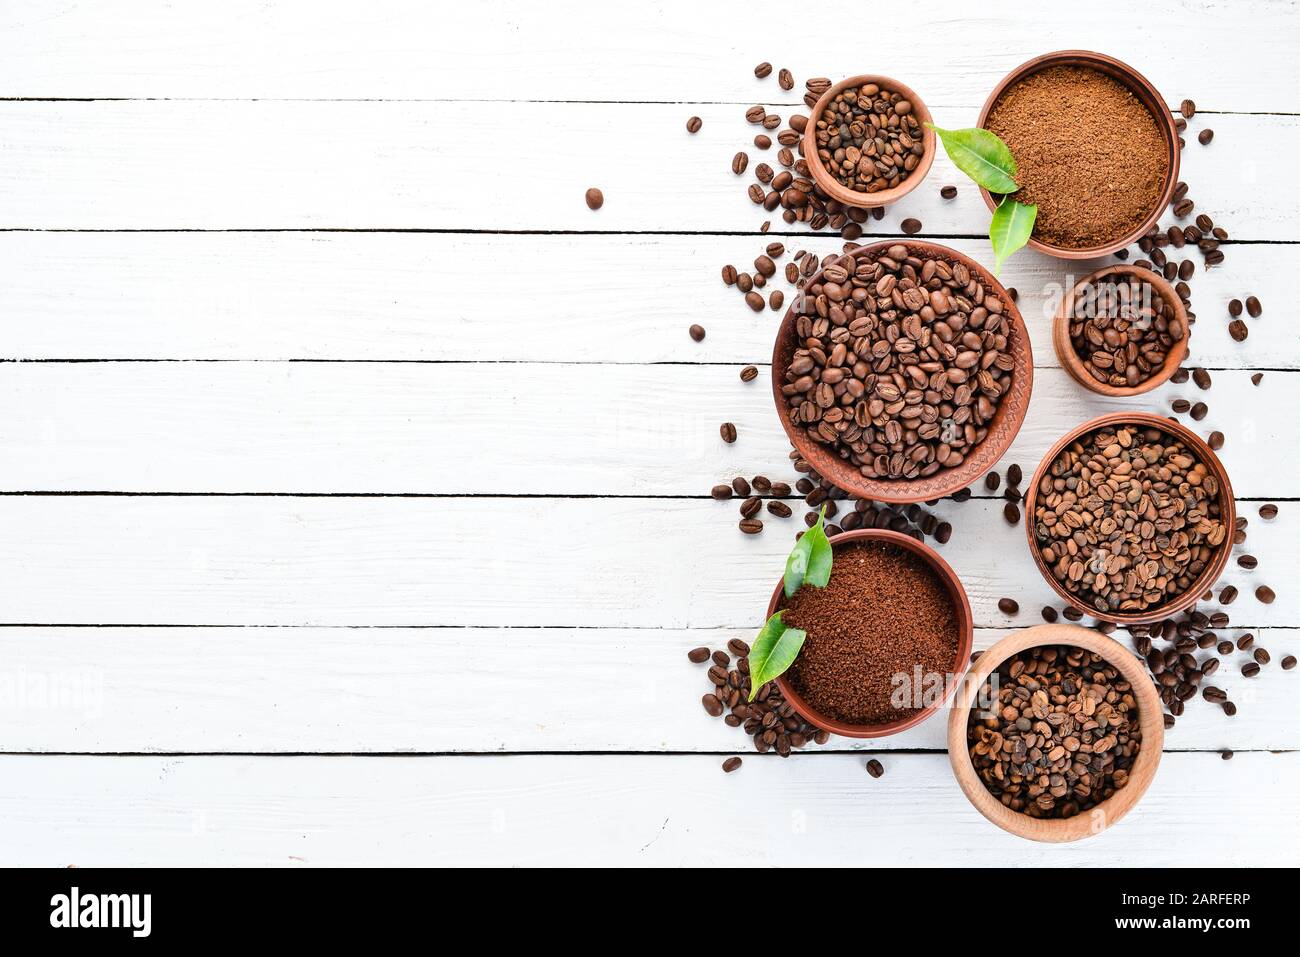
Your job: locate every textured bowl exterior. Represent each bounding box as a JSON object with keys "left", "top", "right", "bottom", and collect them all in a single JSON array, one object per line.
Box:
[
  {"left": 1053, "top": 264, "right": 1191, "bottom": 397},
  {"left": 1023, "top": 412, "right": 1236, "bottom": 624},
  {"left": 771, "top": 240, "right": 1034, "bottom": 503},
  {"left": 802, "top": 74, "right": 937, "bottom": 209},
  {"left": 768, "top": 528, "right": 973, "bottom": 738},
  {"left": 976, "top": 50, "right": 1180, "bottom": 259},
  {"left": 947, "top": 624, "right": 1164, "bottom": 842}
]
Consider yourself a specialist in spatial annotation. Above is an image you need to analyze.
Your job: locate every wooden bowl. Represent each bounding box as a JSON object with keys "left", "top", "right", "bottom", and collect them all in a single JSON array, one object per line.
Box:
[
  {"left": 802, "top": 74, "right": 936, "bottom": 209},
  {"left": 768, "top": 528, "right": 973, "bottom": 738},
  {"left": 947, "top": 623, "right": 1164, "bottom": 842},
  {"left": 1053, "top": 264, "right": 1190, "bottom": 397},
  {"left": 1023, "top": 412, "right": 1236, "bottom": 624},
  {"left": 975, "top": 50, "right": 1180, "bottom": 259},
  {"left": 770, "top": 239, "right": 1034, "bottom": 503}
]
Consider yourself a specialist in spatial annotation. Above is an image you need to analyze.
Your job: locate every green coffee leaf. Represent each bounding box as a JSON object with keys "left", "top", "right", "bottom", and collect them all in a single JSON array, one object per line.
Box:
[
  {"left": 989, "top": 199, "right": 1038, "bottom": 275},
  {"left": 747, "top": 611, "right": 808, "bottom": 700},
  {"left": 783, "top": 505, "right": 833, "bottom": 597},
  {"left": 925, "top": 124, "right": 1019, "bottom": 194}
]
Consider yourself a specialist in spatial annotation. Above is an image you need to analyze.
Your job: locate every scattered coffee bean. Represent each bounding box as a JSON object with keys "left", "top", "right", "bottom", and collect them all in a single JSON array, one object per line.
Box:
[
  {"left": 1207, "top": 431, "right": 1224, "bottom": 450},
  {"left": 1192, "top": 367, "right": 1212, "bottom": 390},
  {"left": 689, "top": 323, "right": 706, "bottom": 342},
  {"left": 1242, "top": 661, "right": 1261, "bottom": 678},
  {"left": 1282, "top": 655, "right": 1296, "bottom": 670},
  {"left": 722, "top": 756, "right": 743, "bottom": 773},
  {"left": 688, "top": 646, "right": 710, "bottom": 663},
  {"left": 1190, "top": 402, "right": 1208, "bottom": 420},
  {"left": 1221, "top": 749, "right": 1232, "bottom": 760},
  {"left": 739, "top": 517, "right": 763, "bottom": 534},
  {"left": 754, "top": 62, "right": 773, "bottom": 79},
  {"left": 1237, "top": 554, "right": 1257, "bottom": 569},
  {"left": 901, "top": 217, "right": 922, "bottom": 234},
  {"left": 1246, "top": 296, "right": 1262, "bottom": 317},
  {"left": 584, "top": 187, "right": 604, "bottom": 210},
  {"left": 1237, "top": 633, "right": 1254, "bottom": 651},
  {"left": 1228, "top": 318, "right": 1248, "bottom": 342},
  {"left": 778, "top": 68, "right": 794, "bottom": 91},
  {"left": 686, "top": 116, "right": 702, "bottom": 134},
  {"left": 753, "top": 133, "right": 771, "bottom": 149},
  {"left": 866, "top": 758, "right": 885, "bottom": 778},
  {"left": 1254, "top": 647, "right": 1271, "bottom": 665},
  {"left": 1171, "top": 399, "right": 1190, "bottom": 413},
  {"left": 767, "top": 500, "right": 793, "bottom": 518},
  {"left": 1042, "top": 606, "right": 1059, "bottom": 623},
  {"left": 940, "top": 185, "right": 958, "bottom": 199},
  {"left": 985, "top": 472, "right": 1001, "bottom": 491},
  {"left": 1004, "top": 502, "right": 1021, "bottom": 525},
  {"left": 998, "top": 597, "right": 1020, "bottom": 616},
  {"left": 1256, "top": 585, "right": 1276, "bottom": 604},
  {"left": 1223, "top": 701, "right": 1238, "bottom": 716},
  {"left": 1198, "top": 128, "right": 1214, "bottom": 145},
  {"left": 711, "top": 484, "right": 733, "bottom": 500},
  {"left": 732, "top": 152, "right": 749, "bottom": 175},
  {"left": 740, "top": 364, "right": 759, "bottom": 382},
  {"left": 1259, "top": 503, "right": 1279, "bottom": 520},
  {"left": 744, "top": 291, "right": 764, "bottom": 311},
  {"left": 1252, "top": 372, "right": 1264, "bottom": 386},
  {"left": 1007, "top": 463, "right": 1022, "bottom": 486},
  {"left": 720, "top": 422, "right": 737, "bottom": 444},
  {"left": 1220, "top": 585, "right": 1238, "bottom": 604},
  {"left": 1217, "top": 640, "right": 1235, "bottom": 655},
  {"left": 1180, "top": 99, "right": 1196, "bottom": 119},
  {"left": 702, "top": 694, "right": 724, "bottom": 716}
]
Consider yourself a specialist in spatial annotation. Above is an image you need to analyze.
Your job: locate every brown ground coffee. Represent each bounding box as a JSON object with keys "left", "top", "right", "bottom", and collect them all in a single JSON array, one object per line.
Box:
[
  {"left": 780, "top": 540, "right": 960, "bottom": 725},
  {"left": 985, "top": 66, "right": 1168, "bottom": 249}
]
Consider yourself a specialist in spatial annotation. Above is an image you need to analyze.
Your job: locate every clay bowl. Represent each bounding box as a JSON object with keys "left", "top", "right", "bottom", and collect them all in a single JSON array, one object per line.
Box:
[
  {"left": 771, "top": 239, "right": 1034, "bottom": 503},
  {"left": 947, "top": 623, "right": 1164, "bottom": 842},
  {"left": 975, "top": 50, "right": 1180, "bottom": 259},
  {"left": 1054, "top": 264, "right": 1190, "bottom": 397},
  {"left": 768, "top": 528, "right": 973, "bottom": 738},
  {"left": 802, "top": 74, "right": 936, "bottom": 209},
  {"left": 1024, "top": 412, "right": 1236, "bottom": 625}
]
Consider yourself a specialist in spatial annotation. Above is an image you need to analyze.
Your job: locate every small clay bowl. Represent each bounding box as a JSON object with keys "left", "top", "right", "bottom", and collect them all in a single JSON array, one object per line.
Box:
[
  {"left": 947, "top": 623, "right": 1164, "bottom": 842},
  {"left": 975, "top": 50, "right": 1180, "bottom": 259},
  {"left": 1023, "top": 412, "right": 1236, "bottom": 625},
  {"left": 768, "top": 528, "right": 973, "bottom": 738},
  {"left": 771, "top": 239, "right": 1034, "bottom": 503},
  {"left": 802, "top": 74, "right": 936, "bottom": 209},
  {"left": 1054, "top": 264, "right": 1190, "bottom": 397}
]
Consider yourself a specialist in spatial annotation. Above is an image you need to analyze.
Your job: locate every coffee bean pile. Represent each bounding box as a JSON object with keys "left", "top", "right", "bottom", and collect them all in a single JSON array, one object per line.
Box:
[
  {"left": 691, "top": 638, "right": 830, "bottom": 758},
  {"left": 1067, "top": 274, "right": 1183, "bottom": 388},
  {"left": 781, "top": 244, "right": 1016, "bottom": 480},
  {"left": 1032, "top": 424, "right": 1228, "bottom": 615},
  {"left": 813, "top": 81, "right": 925, "bottom": 195},
  {"left": 968, "top": 645, "right": 1142, "bottom": 818}
]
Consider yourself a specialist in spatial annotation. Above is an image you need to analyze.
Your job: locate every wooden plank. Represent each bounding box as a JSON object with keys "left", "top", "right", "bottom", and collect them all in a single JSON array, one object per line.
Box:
[
  {"left": 1, "top": 0, "right": 1295, "bottom": 111},
  {"left": 1, "top": 625, "right": 1292, "bottom": 753},
  {"left": 0, "top": 751, "right": 1293, "bottom": 866},
  {"left": 0, "top": 496, "right": 1289, "bottom": 628},
  {"left": 0, "top": 361, "right": 1289, "bottom": 496},
  {"left": 0, "top": 102, "right": 1293, "bottom": 236},
  {"left": 0, "top": 232, "right": 1292, "bottom": 368}
]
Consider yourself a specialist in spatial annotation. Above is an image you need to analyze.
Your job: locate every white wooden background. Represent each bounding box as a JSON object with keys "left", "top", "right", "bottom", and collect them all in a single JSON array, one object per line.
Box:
[{"left": 0, "top": 0, "right": 1297, "bottom": 866}]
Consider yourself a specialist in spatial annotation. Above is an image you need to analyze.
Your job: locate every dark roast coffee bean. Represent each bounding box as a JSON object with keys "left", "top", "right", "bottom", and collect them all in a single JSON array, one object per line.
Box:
[
  {"left": 940, "top": 185, "right": 957, "bottom": 199},
  {"left": 1173, "top": 198, "right": 1194, "bottom": 218},
  {"left": 722, "top": 756, "right": 743, "bottom": 773},
  {"left": 688, "top": 646, "right": 710, "bottom": 663},
  {"left": 1041, "top": 606, "right": 1059, "bottom": 623},
  {"left": 866, "top": 759, "right": 884, "bottom": 778},
  {"left": 1190, "top": 402, "right": 1208, "bottom": 420},
  {"left": 901, "top": 218, "right": 922, "bottom": 235},
  {"left": 1237, "top": 554, "right": 1257, "bottom": 569},
  {"left": 1006, "top": 464, "right": 1022, "bottom": 487},
  {"left": 1237, "top": 634, "right": 1254, "bottom": 651},
  {"left": 1192, "top": 367, "right": 1212, "bottom": 390},
  {"left": 998, "top": 598, "right": 1020, "bottom": 616},
  {"left": 1171, "top": 399, "right": 1191, "bottom": 413},
  {"left": 584, "top": 188, "right": 604, "bottom": 210},
  {"left": 1003, "top": 502, "right": 1020, "bottom": 525},
  {"left": 686, "top": 116, "right": 702, "bottom": 133},
  {"left": 1198, "top": 128, "right": 1214, "bottom": 145},
  {"left": 754, "top": 63, "right": 772, "bottom": 79},
  {"left": 1254, "top": 647, "right": 1271, "bottom": 665},
  {"left": 1219, "top": 585, "right": 1237, "bottom": 604},
  {"left": 1228, "top": 298, "right": 1243, "bottom": 317},
  {"left": 1259, "top": 503, "right": 1279, "bottom": 519},
  {"left": 1208, "top": 431, "right": 1224, "bottom": 450},
  {"left": 1282, "top": 655, "right": 1297, "bottom": 670},
  {"left": 767, "top": 500, "right": 792, "bottom": 518},
  {"left": 1242, "top": 662, "right": 1261, "bottom": 678},
  {"left": 720, "top": 422, "right": 737, "bottom": 443},
  {"left": 1246, "top": 296, "right": 1262, "bottom": 317},
  {"left": 1228, "top": 319, "right": 1248, "bottom": 342},
  {"left": 1217, "top": 640, "right": 1235, "bottom": 655},
  {"left": 689, "top": 324, "right": 706, "bottom": 342},
  {"left": 711, "top": 484, "right": 733, "bottom": 500},
  {"left": 1256, "top": 585, "right": 1276, "bottom": 604},
  {"left": 740, "top": 496, "right": 762, "bottom": 519},
  {"left": 1202, "top": 686, "right": 1227, "bottom": 704},
  {"left": 935, "top": 522, "right": 952, "bottom": 544},
  {"left": 702, "top": 694, "right": 724, "bottom": 716},
  {"left": 739, "top": 518, "right": 763, "bottom": 534},
  {"left": 985, "top": 472, "right": 1001, "bottom": 491}
]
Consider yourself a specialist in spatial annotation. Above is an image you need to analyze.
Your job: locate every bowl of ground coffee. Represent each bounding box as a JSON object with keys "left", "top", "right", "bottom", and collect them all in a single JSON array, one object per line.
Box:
[
  {"left": 977, "top": 51, "right": 1179, "bottom": 258},
  {"left": 1055, "top": 264, "right": 1189, "bottom": 396},
  {"left": 767, "top": 528, "right": 973, "bottom": 737},
  {"left": 1025, "top": 413, "right": 1235, "bottom": 624},
  {"left": 947, "top": 623, "right": 1164, "bottom": 842},
  {"left": 771, "top": 240, "right": 1034, "bottom": 503},
  {"left": 802, "top": 74, "right": 936, "bottom": 209}
]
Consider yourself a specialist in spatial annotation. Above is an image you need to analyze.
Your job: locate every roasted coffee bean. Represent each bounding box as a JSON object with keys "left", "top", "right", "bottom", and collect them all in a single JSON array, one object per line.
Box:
[
  {"left": 778, "top": 68, "right": 794, "bottom": 91},
  {"left": 940, "top": 185, "right": 958, "bottom": 199},
  {"left": 754, "top": 62, "right": 773, "bottom": 79},
  {"left": 1228, "top": 319, "right": 1249, "bottom": 342},
  {"left": 762, "top": 113, "right": 781, "bottom": 130},
  {"left": 985, "top": 472, "right": 1001, "bottom": 491},
  {"left": 1207, "top": 431, "right": 1224, "bottom": 450},
  {"left": 744, "top": 290, "right": 764, "bottom": 311},
  {"left": 739, "top": 496, "right": 762, "bottom": 519},
  {"left": 702, "top": 693, "right": 724, "bottom": 716},
  {"left": 1254, "top": 647, "right": 1271, "bottom": 665},
  {"left": 711, "top": 484, "right": 733, "bottom": 500},
  {"left": 688, "top": 646, "right": 710, "bottom": 663},
  {"left": 1217, "top": 640, "right": 1235, "bottom": 655},
  {"left": 1256, "top": 585, "right": 1276, "bottom": 604},
  {"left": 740, "top": 365, "right": 759, "bottom": 383},
  {"left": 1006, "top": 464, "right": 1022, "bottom": 487},
  {"left": 769, "top": 290, "right": 784, "bottom": 311},
  {"left": 1228, "top": 298, "right": 1243, "bottom": 317},
  {"left": 731, "top": 477, "right": 752, "bottom": 498},
  {"left": 1220, "top": 585, "right": 1238, "bottom": 604},
  {"left": 1242, "top": 661, "right": 1261, "bottom": 678},
  {"left": 1198, "top": 128, "right": 1214, "bottom": 145},
  {"left": 722, "top": 756, "right": 743, "bottom": 773},
  {"left": 767, "top": 500, "right": 793, "bottom": 518},
  {"left": 745, "top": 104, "right": 766, "bottom": 124},
  {"left": 584, "top": 187, "right": 604, "bottom": 210},
  {"left": 732, "top": 152, "right": 749, "bottom": 175},
  {"left": 1237, "top": 633, "right": 1254, "bottom": 651},
  {"left": 686, "top": 115, "right": 702, "bottom": 134},
  {"left": 1190, "top": 402, "right": 1208, "bottom": 420},
  {"left": 813, "top": 82, "right": 926, "bottom": 194},
  {"left": 1246, "top": 296, "right": 1262, "bottom": 318},
  {"left": 720, "top": 422, "right": 737, "bottom": 443},
  {"left": 935, "top": 521, "right": 953, "bottom": 544},
  {"left": 739, "top": 517, "right": 763, "bottom": 534},
  {"left": 721, "top": 264, "right": 739, "bottom": 286},
  {"left": 1282, "top": 655, "right": 1297, "bottom": 670},
  {"left": 753, "top": 133, "right": 771, "bottom": 150},
  {"left": 1191, "top": 367, "right": 1212, "bottom": 390},
  {"left": 1202, "top": 686, "right": 1228, "bottom": 704},
  {"left": 866, "top": 759, "right": 885, "bottom": 778},
  {"left": 1180, "top": 99, "right": 1196, "bottom": 118},
  {"left": 1259, "top": 503, "right": 1279, "bottom": 520},
  {"left": 689, "top": 323, "right": 707, "bottom": 343},
  {"left": 770, "top": 482, "right": 791, "bottom": 497},
  {"left": 998, "top": 597, "right": 1020, "bottom": 616},
  {"left": 1066, "top": 273, "right": 1182, "bottom": 389},
  {"left": 901, "top": 217, "right": 922, "bottom": 235},
  {"left": 1202, "top": 657, "right": 1220, "bottom": 676},
  {"left": 1042, "top": 606, "right": 1059, "bottom": 623},
  {"left": 1003, "top": 503, "right": 1021, "bottom": 525},
  {"left": 1173, "top": 198, "right": 1194, "bottom": 218}
]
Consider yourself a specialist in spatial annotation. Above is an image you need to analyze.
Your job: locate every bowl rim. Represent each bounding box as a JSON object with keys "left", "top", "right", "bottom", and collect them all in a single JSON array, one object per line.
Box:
[
  {"left": 770, "top": 238, "right": 1035, "bottom": 503},
  {"left": 975, "top": 49, "right": 1181, "bottom": 259},
  {"left": 802, "top": 74, "right": 937, "bottom": 209},
  {"left": 1053, "top": 263, "right": 1191, "bottom": 397},
  {"left": 1023, "top": 411, "right": 1236, "bottom": 624},
  {"left": 769, "top": 528, "right": 974, "bottom": 738},
  {"left": 945, "top": 623, "right": 1165, "bottom": 842}
]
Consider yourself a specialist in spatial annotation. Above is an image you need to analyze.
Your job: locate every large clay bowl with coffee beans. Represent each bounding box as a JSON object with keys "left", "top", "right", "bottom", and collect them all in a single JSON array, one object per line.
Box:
[
  {"left": 802, "top": 74, "right": 937, "bottom": 209},
  {"left": 1024, "top": 412, "right": 1235, "bottom": 625},
  {"left": 767, "top": 528, "right": 973, "bottom": 738},
  {"left": 947, "top": 624, "right": 1164, "bottom": 842},
  {"left": 1053, "top": 264, "right": 1189, "bottom": 397},
  {"left": 771, "top": 240, "right": 1034, "bottom": 504},
  {"left": 975, "top": 50, "right": 1180, "bottom": 259}
]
